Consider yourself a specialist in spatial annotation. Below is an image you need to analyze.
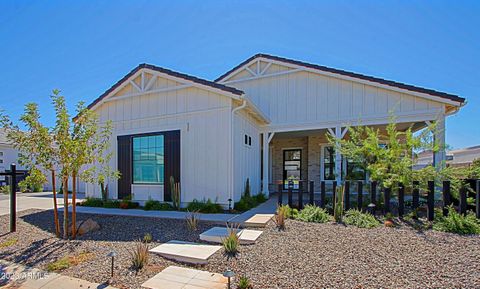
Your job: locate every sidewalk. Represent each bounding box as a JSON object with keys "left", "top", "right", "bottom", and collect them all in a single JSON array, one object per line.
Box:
[
  {"left": 58, "top": 195, "right": 279, "bottom": 224},
  {"left": 59, "top": 206, "right": 239, "bottom": 223},
  {"left": 0, "top": 259, "right": 116, "bottom": 289}
]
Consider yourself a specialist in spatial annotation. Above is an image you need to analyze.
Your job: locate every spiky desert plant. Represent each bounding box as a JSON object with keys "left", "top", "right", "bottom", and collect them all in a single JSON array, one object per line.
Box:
[
  {"left": 222, "top": 223, "right": 240, "bottom": 259},
  {"left": 185, "top": 210, "right": 200, "bottom": 231},
  {"left": 237, "top": 275, "right": 253, "bottom": 289},
  {"left": 130, "top": 239, "right": 149, "bottom": 271},
  {"left": 274, "top": 205, "right": 290, "bottom": 230},
  {"left": 170, "top": 176, "right": 181, "bottom": 210},
  {"left": 334, "top": 185, "right": 344, "bottom": 223},
  {"left": 143, "top": 233, "right": 152, "bottom": 243}
]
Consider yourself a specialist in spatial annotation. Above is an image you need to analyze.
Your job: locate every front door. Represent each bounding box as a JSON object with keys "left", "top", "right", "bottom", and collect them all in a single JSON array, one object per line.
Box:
[{"left": 283, "top": 149, "right": 301, "bottom": 189}]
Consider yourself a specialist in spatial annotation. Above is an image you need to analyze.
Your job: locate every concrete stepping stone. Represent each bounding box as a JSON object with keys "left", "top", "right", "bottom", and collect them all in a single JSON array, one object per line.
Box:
[
  {"left": 149, "top": 240, "right": 221, "bottom": 265},
  {"left": 243, "top": 213, "right": 274, "bottom": 227},
  {"left": 142, "top": 266, "right": 227, "bottom": 289},
  {"left": 199, "top": 226, "right": 263, "bottom": 245}
]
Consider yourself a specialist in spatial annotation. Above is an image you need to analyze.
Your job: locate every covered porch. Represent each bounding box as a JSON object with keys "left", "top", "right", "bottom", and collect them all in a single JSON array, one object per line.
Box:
[{"left": 260, "top": 117, "right": 446, "bottom": 195}]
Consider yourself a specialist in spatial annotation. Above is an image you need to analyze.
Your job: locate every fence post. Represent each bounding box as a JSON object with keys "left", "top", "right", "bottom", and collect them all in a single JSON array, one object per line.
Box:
[
  {"left": 398, "top": 183, "right": 404, "bottom": 218},
  {"left": 332, "top": 181, "right": 337, "bottom": 209},
  {"left": 442, "top": 181, "right": 451, "bottom": 217},
  {"left": 309, "top": 181, "right": 314, "bottom": 205},
  {"left": 298, "top": 181, "right": 304, "bottom": 210},
  {"left": 476, "top": 180, "right": 480, "bottom": 219},
  {"left": 384, "top": 187, "right": 391, "bottom": 214},
  {"left": 344, "top": 181, "right": 350, "bottom": 211},
  {"left": 10, "top": 164, "right": 17, "bottom": 232},
  {"left": 320, "top": 181, "right": 326, "bottom": 208},
  {"left": 278, "top": 183, "right": 283, "bottom": 206},
  {"left": 459, "top": 185, "right": 467, "bottom": 215},
  {"left": 412, "top": 181, "right": 420, "bottom": 210},
  {"left": 370, "top": 181, "right": 377, "bottom": 214},
  {"left": 357, "top": 181, "right": 363, "bottom": 210},
  {"left": 288, "top": 181, "right": 293, "bottom": 207},
  {"left": 427, "top": 181, "right": 435, "bottom": 221}
]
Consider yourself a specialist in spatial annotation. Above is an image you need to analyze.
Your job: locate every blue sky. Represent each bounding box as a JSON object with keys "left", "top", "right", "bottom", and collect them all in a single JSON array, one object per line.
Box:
[{"left": 0, "top": 1, "right": 478, "bottom": 149}]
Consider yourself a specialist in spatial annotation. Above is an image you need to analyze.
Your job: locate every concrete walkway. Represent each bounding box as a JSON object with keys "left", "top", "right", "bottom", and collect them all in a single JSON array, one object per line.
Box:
[
  {"left": 57, "top": 194, "right": 279, "bottom": 224},
  {"left": 59, "top": 206, "right": 238, "bottom": 223},
  {"left": 0, "top": 259, "right": 116, "bottom": 289}
]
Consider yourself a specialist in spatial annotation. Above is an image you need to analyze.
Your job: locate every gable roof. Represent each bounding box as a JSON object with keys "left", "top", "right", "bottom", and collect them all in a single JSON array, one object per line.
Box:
[
  {"left": 86, "top": 63, "right": 244, "bottom": 111},
  {"left": 215, "top": 53, "right": 465, "bottom": 104}
]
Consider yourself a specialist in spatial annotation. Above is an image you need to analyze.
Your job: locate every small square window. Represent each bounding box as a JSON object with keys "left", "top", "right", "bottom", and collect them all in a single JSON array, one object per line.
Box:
[
  {"left": 248, "top": 136, "right": 252, "bottom": 146},
  {"left": 0, "top": 160, "right": 3, "bottom": 164},
  {"left": 0, "top": 152, "right": 3, "bottom": 156}
]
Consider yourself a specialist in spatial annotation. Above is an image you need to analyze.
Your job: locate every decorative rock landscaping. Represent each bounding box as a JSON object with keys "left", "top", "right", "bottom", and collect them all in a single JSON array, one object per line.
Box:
[{"left": 1, "top": 209, "right": 480, "bottom": 288}]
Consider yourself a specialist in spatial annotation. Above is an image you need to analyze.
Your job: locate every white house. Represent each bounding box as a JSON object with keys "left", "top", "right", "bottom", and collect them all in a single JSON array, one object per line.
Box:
[
  {"left": 82, "top": 54, "right": 465, "bottom": 207},
  {"left": 0, "top": 129, "right": 27, "bottom": 187}
]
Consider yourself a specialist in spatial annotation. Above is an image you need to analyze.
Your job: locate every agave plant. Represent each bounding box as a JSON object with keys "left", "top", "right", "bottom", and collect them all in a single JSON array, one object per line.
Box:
[{"left": 222, "top": 223, "right": 240, "bottom": 259}]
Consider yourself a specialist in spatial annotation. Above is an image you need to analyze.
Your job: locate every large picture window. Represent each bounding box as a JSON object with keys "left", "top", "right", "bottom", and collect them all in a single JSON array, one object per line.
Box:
[{"left": 133, "top": 135, "right": 164, "bottom": 184}]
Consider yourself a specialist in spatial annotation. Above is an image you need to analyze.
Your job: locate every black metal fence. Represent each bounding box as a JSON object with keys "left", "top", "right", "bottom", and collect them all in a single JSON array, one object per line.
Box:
[{"left": 277, "top": 179, "right": 480, "bottom": 221}]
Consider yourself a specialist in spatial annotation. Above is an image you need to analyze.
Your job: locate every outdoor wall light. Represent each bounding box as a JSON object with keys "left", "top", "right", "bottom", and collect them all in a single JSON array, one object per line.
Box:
[
  {"left": 107, "top": 251, "right": 117, "bottom": 277},
  {"left": 223, "top": 268, "right": 235, "bottom": 289},
  {"left": 368, "top": 203, "right": 376, "bottom": 215}
]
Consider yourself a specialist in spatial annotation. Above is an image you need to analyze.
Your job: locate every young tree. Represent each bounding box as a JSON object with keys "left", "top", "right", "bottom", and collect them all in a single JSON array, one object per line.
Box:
[
  {"left": 328, "top": 115, "right": 440, "bottom": 190},
  {"left": 80, "top": 121, "right": 119, "bottom": 203},
  {"left": 51, "top": 90, "right": 74, "bottom": 239},
  {"left": 70, "top": 102, "right": 118, "bottom": 238},
  {"left": 0, "top": 103, "right": 61, "bottom": 236}
]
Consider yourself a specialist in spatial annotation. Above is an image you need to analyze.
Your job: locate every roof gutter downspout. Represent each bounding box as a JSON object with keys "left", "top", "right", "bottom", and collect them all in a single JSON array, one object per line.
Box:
[{"left": 230, "top": 98, "right": 247, "bottom": 206}]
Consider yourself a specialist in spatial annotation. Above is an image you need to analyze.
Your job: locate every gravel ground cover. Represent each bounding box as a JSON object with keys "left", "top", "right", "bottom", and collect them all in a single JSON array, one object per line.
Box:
[{"left": 1, "top": 209, "right": 479, "bottom": 288}]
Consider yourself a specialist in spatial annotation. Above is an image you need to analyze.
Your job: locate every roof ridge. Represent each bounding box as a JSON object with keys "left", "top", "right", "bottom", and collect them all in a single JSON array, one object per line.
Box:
[{"left": 215, "top": 53, "right": 465, "bottom": 103}]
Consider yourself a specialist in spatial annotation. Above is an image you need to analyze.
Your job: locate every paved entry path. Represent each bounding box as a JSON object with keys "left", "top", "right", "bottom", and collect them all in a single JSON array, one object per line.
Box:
[{"left": 0, "top": 259, "right": 116, "bottom": 289}]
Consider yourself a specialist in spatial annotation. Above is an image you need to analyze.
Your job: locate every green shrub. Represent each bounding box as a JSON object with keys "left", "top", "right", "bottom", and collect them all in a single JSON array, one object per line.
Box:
[
  {"left": 343, "top": 209, "right": 380, "bottom": 228},
  {"left": 433, "top": 206, "right": 480, "bottom": 235},
  {"left": 103, "top": 200, "right": 121, "bottom": 208},
  {"left": 234, "top": 192, "right": 267, "bottom": 212},
  {"left": 81, "top": 197, "right": 104, "bottom": 207},
  {"left": 186, "top": 198, "right": 223, "bottom": 213},
  {"left": 0, "top": 185, "right": 10, "bottom": 194},
  {"left": 144, "top": 199, "right": 173, "bottom": 211},
  {"left": 296, "top": 205, "right": 330, "bottom": 223}
]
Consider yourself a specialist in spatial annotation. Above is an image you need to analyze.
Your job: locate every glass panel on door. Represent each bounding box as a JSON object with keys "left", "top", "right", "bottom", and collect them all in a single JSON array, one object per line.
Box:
[{"left": 283, "top": 149, "right": 301, "bottom": 189}]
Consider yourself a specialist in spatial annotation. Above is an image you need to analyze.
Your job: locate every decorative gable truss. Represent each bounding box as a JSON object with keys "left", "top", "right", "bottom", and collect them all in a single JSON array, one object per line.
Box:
[{"left": 219, "top": 58, "right": 301, "bottom": 84}]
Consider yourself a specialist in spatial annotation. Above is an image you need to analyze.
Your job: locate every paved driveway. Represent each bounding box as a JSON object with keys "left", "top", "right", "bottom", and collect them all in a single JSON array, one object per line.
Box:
[{"left": 0, "top": 192, "right": 85, "bottom": 216}]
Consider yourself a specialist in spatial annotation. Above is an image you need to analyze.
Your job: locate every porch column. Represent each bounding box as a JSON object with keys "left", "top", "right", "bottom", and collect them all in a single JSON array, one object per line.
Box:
[
  {"left": 433, "top": 115, "right": 446, "bottom": 169},
  {"left": 263, "top": 132, "right": 269, "bottom": 196}
]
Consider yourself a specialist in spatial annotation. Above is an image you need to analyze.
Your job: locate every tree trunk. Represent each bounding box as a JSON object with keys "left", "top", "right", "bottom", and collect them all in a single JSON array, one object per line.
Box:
[
  {"left": 100, "top": 182, "right": 106, "bottom": 202},
  {"left": 62, "top": 176, "right": 69, "bottom": 239},
  {"left": 51, "top": 170, "right": 60, "bottom": 237},
  {"left": 71, "top": 172, "right": 77, "bottom": 239}
]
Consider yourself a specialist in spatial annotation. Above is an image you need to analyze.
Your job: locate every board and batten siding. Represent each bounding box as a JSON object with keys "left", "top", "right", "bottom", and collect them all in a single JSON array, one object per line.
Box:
[
  {"left": 227, "top": 66, "right": 445, "bottom": 129},
  {"left": 84, "top": 80, "right": 233, "bottom": 206},
  {"left": 233, "top": 109, "right": 262, "bottom": 201}
]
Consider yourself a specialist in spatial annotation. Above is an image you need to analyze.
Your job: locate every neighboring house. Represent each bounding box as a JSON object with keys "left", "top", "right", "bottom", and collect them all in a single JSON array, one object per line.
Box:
[
  {"left": 416, "top": 146, "right": 480, "bottom": 169},
  {"left": 80, "top": 54, "right": 466, "bottom": 207},
  {"left": 0, "top": 129, "right": 27, "bottom": 187}
]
